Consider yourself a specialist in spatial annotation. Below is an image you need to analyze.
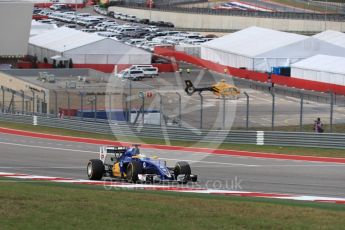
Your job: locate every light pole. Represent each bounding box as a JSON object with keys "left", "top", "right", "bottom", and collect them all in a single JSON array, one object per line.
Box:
[
  {"left": 75, "top": 0, "right": 78, "bottom": 27},
  {"left": 324, "top": 0, "right": 328, "bottom": 30}
]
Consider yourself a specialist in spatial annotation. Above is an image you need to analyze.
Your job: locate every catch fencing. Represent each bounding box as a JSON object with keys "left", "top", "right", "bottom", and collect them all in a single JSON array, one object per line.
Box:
[
  {"left": 110, "top": 2, "right": 345, "bottom": 21},
  {"left": 0, "top": 113, "right": 345, "bottom": 149}
]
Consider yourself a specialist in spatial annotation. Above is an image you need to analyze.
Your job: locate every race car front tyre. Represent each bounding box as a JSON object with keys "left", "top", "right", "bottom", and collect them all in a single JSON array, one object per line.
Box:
[
  {"left": 87, "top": 159, "right": 104, "bottom": 180},
  {"left": 174, "top": 161, "right": 191, "bottom": 177},
  {"left": 126, "top": 161, "right": 143, "bottom": 183}
]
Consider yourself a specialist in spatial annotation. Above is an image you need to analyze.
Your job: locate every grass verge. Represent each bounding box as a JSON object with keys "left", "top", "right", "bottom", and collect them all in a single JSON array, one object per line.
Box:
[
  {"left": 0, "top": 179, "right": 344, "bottom": 230},
  {"left": 0, "top": 121, "right": 344, "bottom": 158}
]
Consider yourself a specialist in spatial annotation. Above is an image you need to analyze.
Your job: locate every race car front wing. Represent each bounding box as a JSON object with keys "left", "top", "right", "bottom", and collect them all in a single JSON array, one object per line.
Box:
[{"left": 138, "top": 174, "right": 198, "bottom": 183}]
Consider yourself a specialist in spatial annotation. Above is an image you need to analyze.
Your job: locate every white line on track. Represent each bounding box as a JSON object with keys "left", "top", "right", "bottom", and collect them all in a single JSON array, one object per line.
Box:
[
  {"left": 0, "top": 166, "right": 84, "bottom": 169},
  {"left": 0, "top": 141, "right": 95, "bottom": 153},
  {"left": 191, "top": 164, "right": 345, "bottom": 168},
  {"left": 1, "top": 141, "right": 344, "bottom": 169},
  {"left": 0, "top": 141, "right": 256, "bottom": 167}
]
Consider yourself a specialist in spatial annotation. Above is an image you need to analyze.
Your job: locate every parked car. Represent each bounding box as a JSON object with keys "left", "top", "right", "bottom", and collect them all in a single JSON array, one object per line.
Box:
[
  {"left": 164, "top": 22, "right": 175, "bottom": 28},
  {"left": 65, "top": 24, "right": 77, "bottom": 28},
  {"left": 117, "top": 69, "right": 145, "bottom": 81},
  {"left": 148, "top": 21, "right": 158, "bottom": 26},
  {"left": 84, "top": 18, "right": 101, "bottom": 27},
  {"left": 113, "top": 27, "right": 137, "bottom": 36},
  {"left": 50, "top": 4, "right": 69, "bottom": 11},
  {"left": 39, "top": 19, "right": 55, "bottom": 24},
  {"left": 81, "top": 28, "right": 97, "bottom": 33},
  {"left": 97, "top": 32, "right": 118, "bottom": 37},
  {"left": 107, "top": 11, "right": 114, "bottom": 17},
  {"left": 147, "top": 26, "right": 159, "bottom": 32},
  {"left": 126, "top": 15, "right": 138, "bottom": 22},
  {"left": 139, "top": 19, "right": 150, "bottom": 24},
  {"left": 155, "top": 21, "right": 166, "bottom": 27},
  {"left": 125, "top": 38, "right": 147, "bottom": 46}
]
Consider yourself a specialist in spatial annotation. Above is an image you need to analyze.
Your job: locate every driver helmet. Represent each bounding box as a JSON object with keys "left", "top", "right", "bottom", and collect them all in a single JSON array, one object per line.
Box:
[{"left": 132, "top": 147, "right": 140, "bottom": 155}]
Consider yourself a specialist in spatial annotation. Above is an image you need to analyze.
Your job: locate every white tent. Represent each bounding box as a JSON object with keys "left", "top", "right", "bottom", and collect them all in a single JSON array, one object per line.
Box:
[
  {"left": 30, "top": 20, "right": 58, "bottom": 37},
  {"left": 28, "top": 27, "right": 152, "bottom": 64},
  {"left": 291, "top": 54, "right": 345, "bottom": 86},
  {"left": 200, "top": 27, "right": 345, "bottom": 72},
  {"left": 313, "top": 30, "right": 345, "bottom": 49}
]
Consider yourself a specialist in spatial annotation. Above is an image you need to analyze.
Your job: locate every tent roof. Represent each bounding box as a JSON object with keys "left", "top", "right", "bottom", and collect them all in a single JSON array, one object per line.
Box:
[
  {"left": 28, "top": 27, "right": 150, "bottom": 56},
  {"left": 201, "top": 26, "right": 308, "bottom": 57},
  {"left": 291, "top": 54, "right": 345, "bottom": 75},
  {"left": 29, "top": 27, "right": 105, "bottom": 52},
  {"left": 313, "top": 30, "right": 345, "bottom": 48},
  {"left": 30, "top": 20, "right": 58, "bottom": 37}
]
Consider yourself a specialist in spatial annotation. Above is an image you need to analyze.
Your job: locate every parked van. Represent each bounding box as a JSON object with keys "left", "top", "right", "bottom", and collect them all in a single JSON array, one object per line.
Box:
[
  {"left": 129, "top": 65, "right": 153, "bottom": 70},
  {"left": 114, "top": 27, "right": 136, "bottom": 35},
  {"left": 117, "top": 69, "right": 144, "bottom": 81},
  {"left": 50, "top": 4, "right": 67, "bottom": 11},
  {"left": 129, "top": 65, "right": 158, "bottom": 78},
  {"left": 125, "top": 38, "right": 147, "bottom": 46},
  {"left": 140, "top": 67, "right": 159, "bottom": 78},
  {"left": 83, "top": 18, "right": 101, "bottom": 27}
]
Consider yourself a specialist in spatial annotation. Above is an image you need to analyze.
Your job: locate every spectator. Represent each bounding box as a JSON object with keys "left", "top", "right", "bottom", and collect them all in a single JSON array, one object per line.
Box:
[
  {"left": 314, "top": 117, "right": 324, "bottom": 133},
  {"left": 68, "top": 58, "right": 73, "bottom": 68},
  {"left": 52, "top": 60, "right": 57, "bottom": 68},
  {"left": 267, "top": 72, "right": 274, "bottom": 92}
]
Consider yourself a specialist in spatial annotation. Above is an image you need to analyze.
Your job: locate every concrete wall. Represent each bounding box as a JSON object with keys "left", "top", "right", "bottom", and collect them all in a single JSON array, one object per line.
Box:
[
  {"left": 109, "top": 6, "right": 345, "bottom": 33},
  {"left": 0, "top": 72, "right": 49, "bottom": 114}
]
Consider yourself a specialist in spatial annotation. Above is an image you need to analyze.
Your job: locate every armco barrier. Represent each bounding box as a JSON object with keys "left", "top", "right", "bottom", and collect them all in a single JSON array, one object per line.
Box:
[
  {"left": 155, "top": 47, "right": 345, "bottom": 96},
  {"left": 0, "top": 113, "right": 345, "bottom": 149}
]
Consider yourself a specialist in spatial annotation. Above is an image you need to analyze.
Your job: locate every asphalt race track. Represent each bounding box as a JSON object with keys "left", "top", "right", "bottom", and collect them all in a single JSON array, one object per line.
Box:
[{"left": 1, "top": 132, "right": 344, "bottom": 198}]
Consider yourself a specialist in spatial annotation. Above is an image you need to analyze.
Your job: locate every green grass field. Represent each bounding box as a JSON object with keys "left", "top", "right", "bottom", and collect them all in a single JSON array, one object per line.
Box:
[
  {"left": 0, "top": 179, "right": 344, "bottom": 230},
  {"left": 0, "top": 121, "right": 344, "bottom": 158}
]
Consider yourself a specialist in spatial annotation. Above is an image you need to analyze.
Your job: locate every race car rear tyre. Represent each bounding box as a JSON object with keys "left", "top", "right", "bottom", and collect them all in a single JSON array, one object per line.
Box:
[
  {"left": 126, "top": 161, "right": 143, "bottom": 183},
  {"left": 174, "top": 161, "right": 191, "bottom": 177},
  {"left": 87, "top": 159, "right": 104, "bottom": 180}
]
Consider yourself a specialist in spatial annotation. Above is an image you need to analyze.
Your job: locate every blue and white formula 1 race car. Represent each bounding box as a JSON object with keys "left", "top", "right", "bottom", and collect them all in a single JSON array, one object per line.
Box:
[{"left": 87, "top": 145, "right": 198, "bottom": 184}]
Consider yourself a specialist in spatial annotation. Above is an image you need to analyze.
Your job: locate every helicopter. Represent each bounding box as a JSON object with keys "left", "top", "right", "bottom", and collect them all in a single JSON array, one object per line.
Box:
[{"left": 184, "top": 79, "right": 240, "bottom": 98}]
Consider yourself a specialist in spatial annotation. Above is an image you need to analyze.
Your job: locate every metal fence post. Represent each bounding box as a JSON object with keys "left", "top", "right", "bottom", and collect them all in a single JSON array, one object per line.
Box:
[
  {"left": 53, "top": 90, "right": 58, "bottom": 117},
  {"left": 128, "top": 79, "right": 132, "bottom": 124},
  {"left": 11, "top": 90, "right": 15, "bottom": 114},
  {"left": 269, "top": 91, "right": 275, "bottom": 130},
  {"left": 176, "top": 92, "right": 181, "bottom": 127},
  {"left": 21, "top": 90, "right": 24, "bottom": 114},
  {"left": 158, "top": 93, "right": 162, "bottom": 126},
  {"left": 330, "top": 92, "right": 334, "bottom": 133},
  {"left": 243, "top": 92, "right": 249, "bottom": 130},
  {"left": 66, "top": 90, "right": 70, "bottom": 119},
  {"left": 199, "top": 92, "right": 203, "bottom": 129},
  {"left": 299, "top": 92, "right": 304, "bottom": 132},
  {"left": 1, "top": 86, "right": 4, "bottom": 113},
  {"left": 108, "top": 93, "right": 112, "bottom": 122},
  {"left": 123, "top": 93, "right": 129, "bottom": 122},
  {"left": 42, "top": 90, "right": 46, "bottom": 116},
  {"left": 94, "top": 94, "right": 97, "bottom": 121},
  {"left": 80, "top": 92, "right": 84, "bottom": 120},
  {"left": 222, "top": 96, "right": 226, "bottom": 129},
  {"left": 141, "top": 93, "right": 145, "bottom": 125},
  {"left": 31, "top": 90, "right": 35, "bottom": 115}
]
